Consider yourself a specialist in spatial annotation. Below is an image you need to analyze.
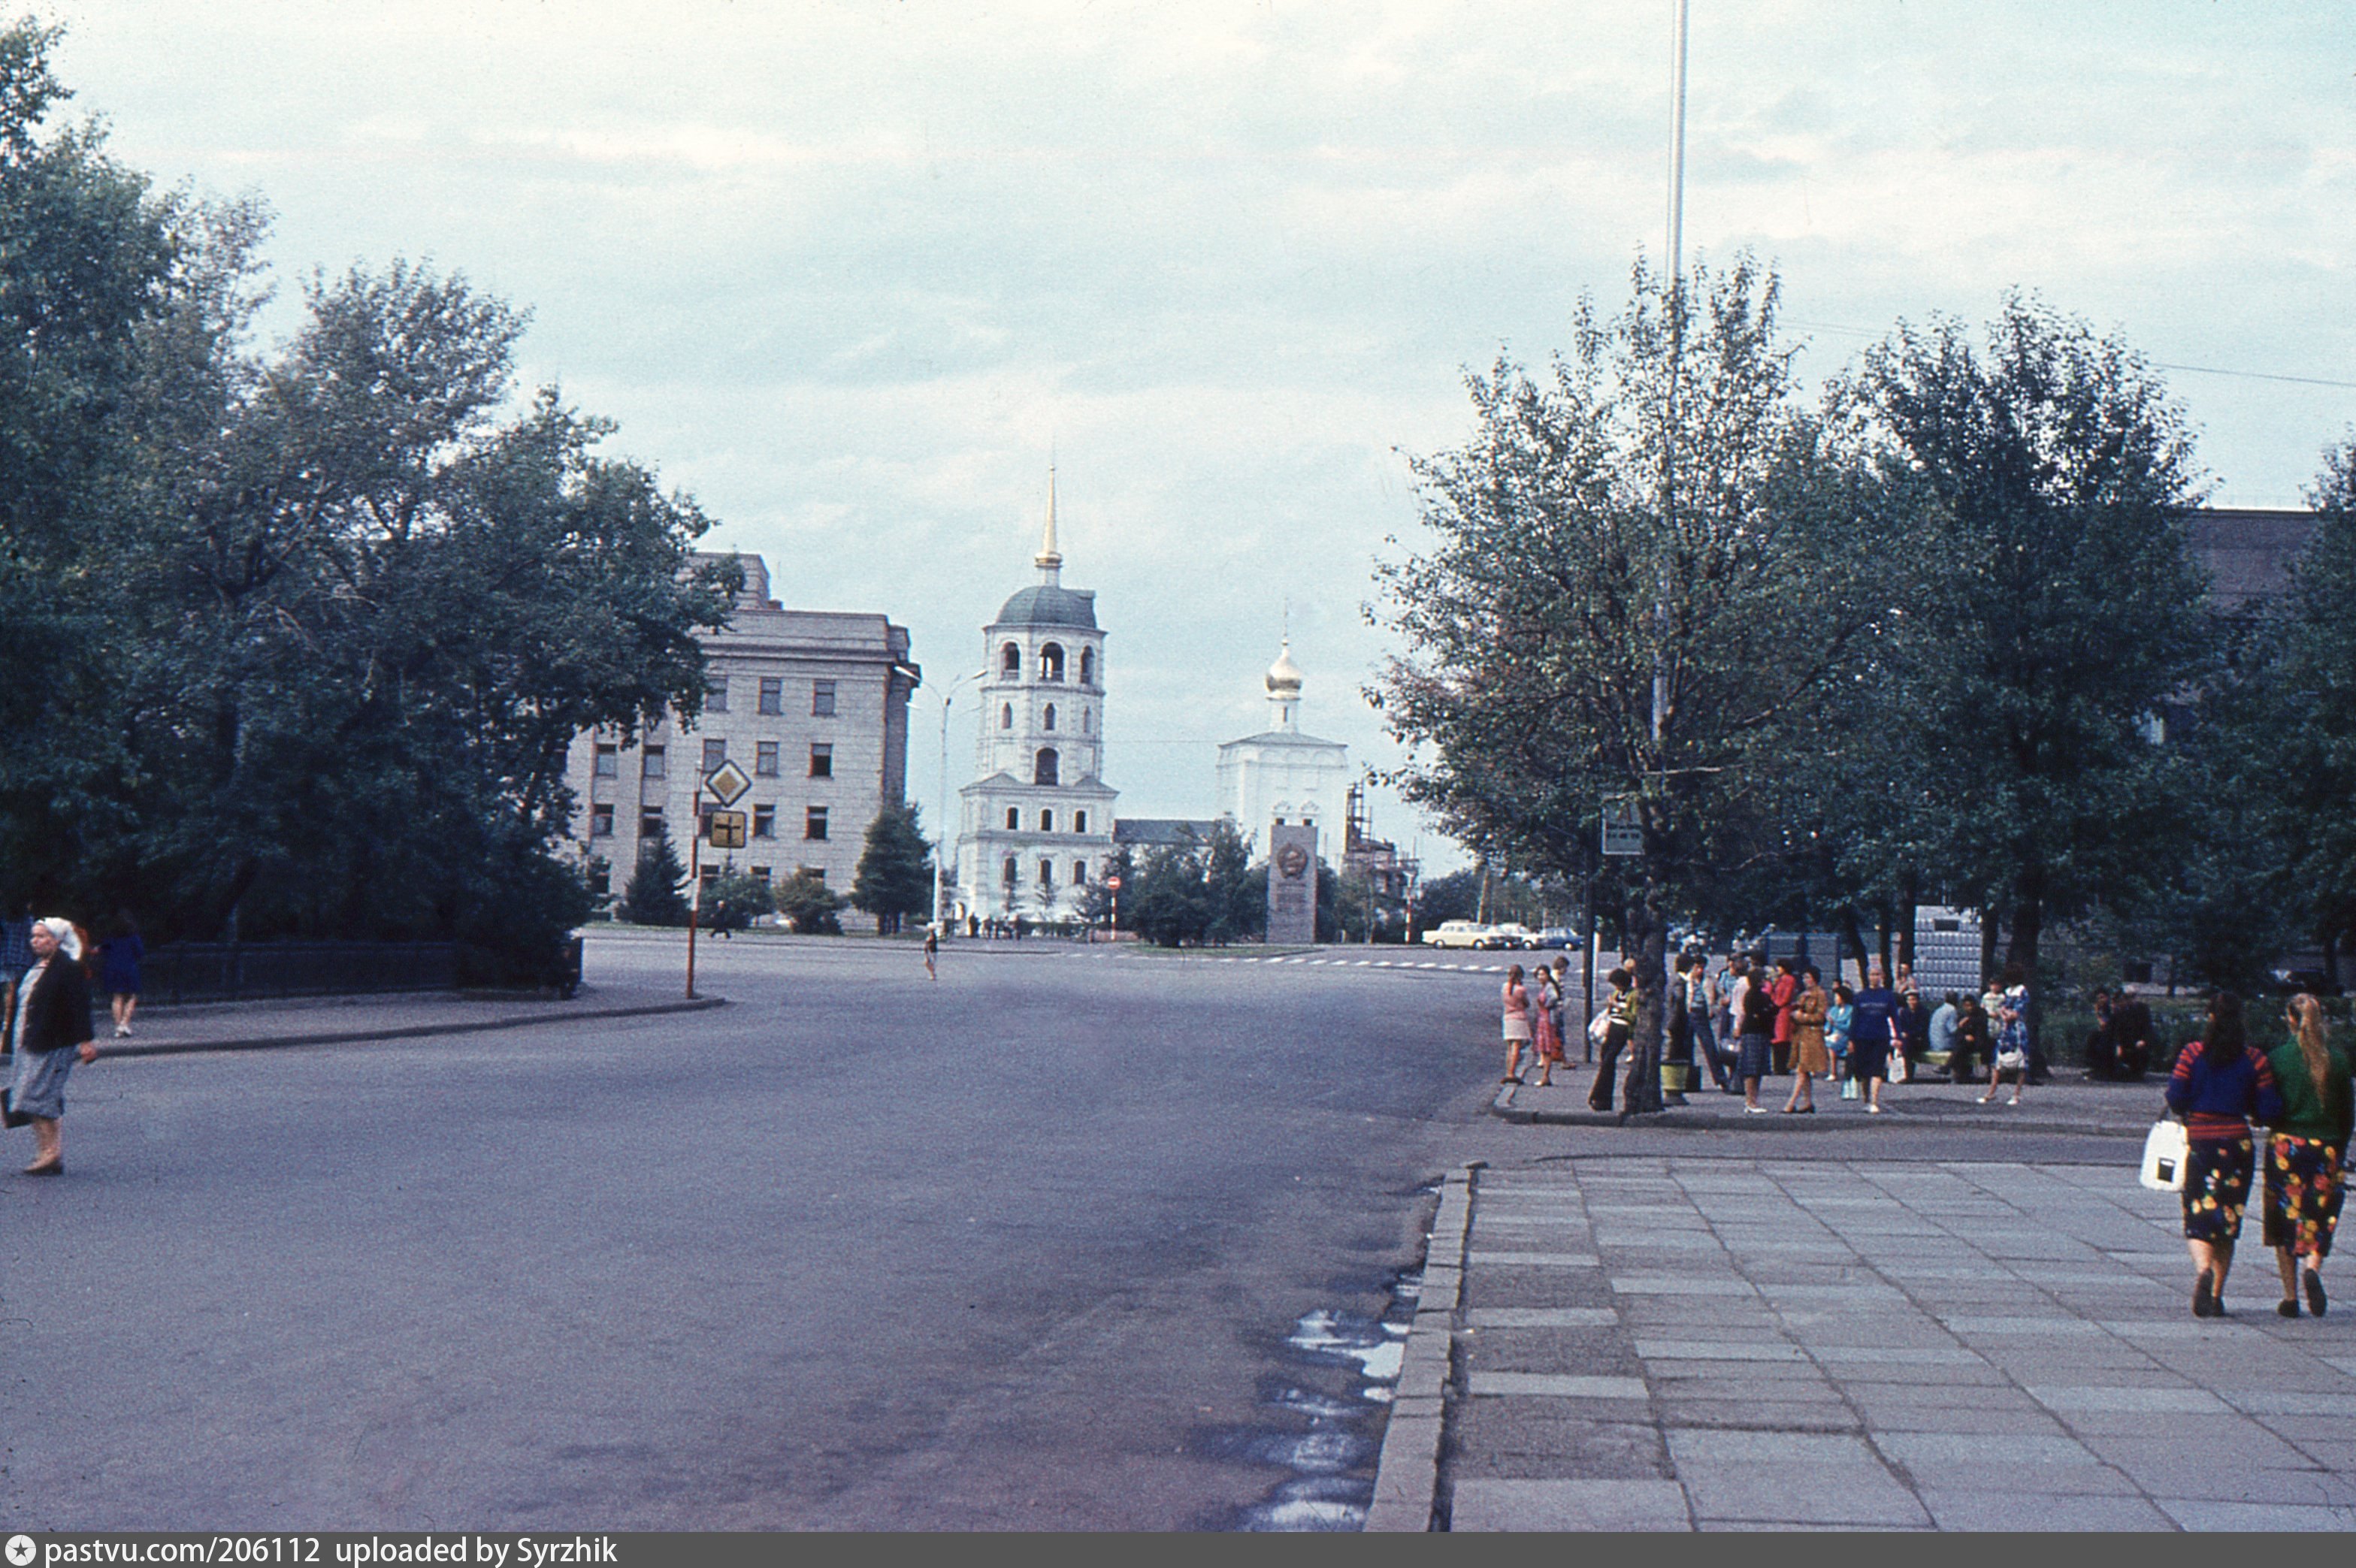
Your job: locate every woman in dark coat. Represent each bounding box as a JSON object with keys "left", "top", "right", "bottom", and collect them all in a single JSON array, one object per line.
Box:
[{"left": 8, "top": 917, "right": 98, "bottom": 1175}]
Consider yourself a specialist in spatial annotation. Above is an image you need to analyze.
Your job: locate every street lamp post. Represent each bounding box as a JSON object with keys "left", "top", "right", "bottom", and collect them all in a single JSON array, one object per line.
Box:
[{"left": 933, "top": 669, "right": 988, "bottom": 931}]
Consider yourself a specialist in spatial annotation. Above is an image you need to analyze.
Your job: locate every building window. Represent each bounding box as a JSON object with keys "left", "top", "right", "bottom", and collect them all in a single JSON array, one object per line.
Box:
[
  {"left": 1006, "top": 807, "right": 1020, "bottom": 829},
  {"left": 1040, "top": 809, "right": 1054, "bottom": 832},
  {"left": 812, "top": 680, "right": 837, "bottom": 717},
  {"left": 1081, "top": 648, "right": 1094, "bottom": 684},
  {"left": 1074, "top": 810, "right": 1087, "bottom": 834},
  {"left": 806, "top": 806, "right": 829, "bottom": 841},
  {"left": 591, "top": 804, "right": 615, "bottom": 837},
  {"left": 799, "top": 865, "right": 827, "bottom": 884},
  {"left": 1003, "top": 857, "right": 1018, "bottom": 886},
  {"left": 809, "top": 743, "right": 833, "bottom": 778},
  {"left": 1034, "top": 748, "right": 1059, "bottom": 786},
  {"left": 1043, "top": 702, "right": 1057, "bottom": 731},
  {"left": 756, "top": 742, "right": 779, "bottom": 778},
  {"left": 754, "top": 805, "right": 776, "bottom": 839},
  {"left": 702, "top": 738, "right": 727, "bottom": 775},
  {"left": 1000, "top": 642, "right": 1021, "bottom": 677},
  {"left": 594, "top": 744, "right": 618, "bottom": 778},
  {"left": 1001, "top": 703, "right": 1013, "bottom": 730},
  {"left": 697, "top": 805, "right": 716, "bottom": 841},
  {"left": 700, "top": 863, "right": 721, "bottom": 887},
  {"left": 707, "top": 677, "right": 729, "bottom": 714},
  {"left": 1041, "top": 642, "right": 1065, "bottom": 681},
  {"left": 643, "top": 747, "right": 667, "bottom": 780},
  {"left": 759, "top": 677, "right": 783, "bottom": 715},
  {"left": 640, "top": 808, "right": 664, "bottom": 838},
  {"left": 588, "top": 857, "right": 610, "bottom": 896},
  {"left": 1039, "top": 860, "right": 1055, "bottom": 890},
  {"left": 1073, "top": 860, "right": 1087, "bottom": 886},
  {"left": 1082, "top": 708, "right": 1091, "bottom": 734},
  {"left": 750, "top": 866, "right": 771, "bottom": 884}
]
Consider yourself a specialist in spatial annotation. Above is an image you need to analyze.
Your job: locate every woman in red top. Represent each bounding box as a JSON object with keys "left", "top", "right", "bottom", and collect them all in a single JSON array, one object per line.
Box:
[{"left": 2167, "top": 991, "right": 2285, "bottom": 1317}]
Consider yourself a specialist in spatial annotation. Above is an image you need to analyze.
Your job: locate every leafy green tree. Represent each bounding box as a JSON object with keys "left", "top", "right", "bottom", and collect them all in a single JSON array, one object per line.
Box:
[
  {"left": 851, "top": 803, "right": 931, "bottom": 935},
  {"left": 1414, "top": 868, "right": 1483, "bottom": 929},
  {"left": 707, "top": 870, "right": 776, "bottom": 932},
  {"left": 621, "top": 832, "right": 689, "bottom": 926},
  {"left": 1374, "top": 257, "right": 1888, "bottom": 1110},
  {"left": 1130, "top": 842, "right": 1212, "bottom": 947},
  {"left": 1842, "top": 295, "right": 2211, "bottom": 1008},
  {"left": 776, "top": 868, "right": 845, "bottom": 935}
]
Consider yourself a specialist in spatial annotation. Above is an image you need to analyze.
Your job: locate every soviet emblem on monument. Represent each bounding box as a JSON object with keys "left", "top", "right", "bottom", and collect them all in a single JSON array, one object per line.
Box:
[{"left": 1275, "top": 842, "right": 1311, "bottom": 881}]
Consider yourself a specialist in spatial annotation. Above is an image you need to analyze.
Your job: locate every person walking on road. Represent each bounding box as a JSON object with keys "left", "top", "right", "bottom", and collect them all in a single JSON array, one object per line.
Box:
[
  {"left": 1847, "top": 963, "right": 1901, "bottom": 1115},
  {"left": 1783, "top": 965, "right": 1830, "bottom": 1114},
  {"left": 923, "top": 923, "right": 939, "bottom": 981},
  {"left": 1499, "top": 964, "right": 1533, "bottom": 1084},
  {"left": 1589, "top": 968, "right": 1637, "bottom": 1113},
  {"left": 2264, "top": 993, "right": 2351, "bottom": 1318},
  {"left": 100, "top": 911, "right": 144, "bottom": 1038},
  {"left": 2168, "top": 990, "right": 2283, "bottom": 1317},
  {"left": 1980, "top": 964, "right": 2032, "bottom": 1106},
  {"left": 6, "top": 919, "right": 98, "bottom": 1176},
  {"left": 1734, "top": 961, "right": 1777, "bottom": 1114}
]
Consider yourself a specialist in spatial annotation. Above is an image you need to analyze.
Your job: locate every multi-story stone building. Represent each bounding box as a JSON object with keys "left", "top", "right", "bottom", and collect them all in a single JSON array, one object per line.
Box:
[
  {"left": 567, "top": 554, "right": 918, "bottom": 910},
  {"left": 954, "top": 484, "right": 1118, "bottom": 922}
]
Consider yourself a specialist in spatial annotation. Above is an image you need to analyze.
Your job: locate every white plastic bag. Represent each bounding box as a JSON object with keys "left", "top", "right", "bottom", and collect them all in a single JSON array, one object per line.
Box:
[{"left": 2140, "top": 1119, "right": 2188, "bottom": 1192}]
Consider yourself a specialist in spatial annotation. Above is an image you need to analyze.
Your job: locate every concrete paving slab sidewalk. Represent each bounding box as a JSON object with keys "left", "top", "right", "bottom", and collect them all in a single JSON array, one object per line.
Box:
[
  {"left": 1390, "top": 1153, "right": 2356, "bottom": 1532},
  {"left": 1496, "top": 1068, "right": 2176, "bottom": 1137},
  {"left": 69, "top": 983, "right": 722, "bottom": 1057}
]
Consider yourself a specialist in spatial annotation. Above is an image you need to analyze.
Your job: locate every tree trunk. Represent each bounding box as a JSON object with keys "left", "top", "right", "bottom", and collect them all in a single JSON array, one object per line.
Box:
[
  {"left": 1620, "top": 881, "right": 1667, "bottom": 1115},
  {"left": 1839, "top": 907, "right": 1871, "bottom": 988},
  {"left": 1898, "top": 870, "right": 1919, "bottom": 980},
  {"left": 1978, "top": 906, "right": 2001, "bottom": 992},
  {"left": 2326, "top": 923, "right": 2342, "bottom": 995},
  {"left": 1582, "top": 882, "right": 1598, "bottom": 1063}
]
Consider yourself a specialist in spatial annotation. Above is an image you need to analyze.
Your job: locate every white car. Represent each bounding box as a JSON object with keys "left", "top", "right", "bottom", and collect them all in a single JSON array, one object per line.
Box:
[{"left": 1422, "top": 920, "right": 1492, "bottom": 949}]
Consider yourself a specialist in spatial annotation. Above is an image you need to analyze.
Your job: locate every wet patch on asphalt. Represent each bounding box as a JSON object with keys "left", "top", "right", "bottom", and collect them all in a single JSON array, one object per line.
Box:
[{"left": 1213, "top": 1270, "right": 1420, "bottom": 1531}]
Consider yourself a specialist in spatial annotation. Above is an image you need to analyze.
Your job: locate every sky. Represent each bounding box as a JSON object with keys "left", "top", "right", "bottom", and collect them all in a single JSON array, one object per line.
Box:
[{"left": 42, "top": 1, "right": 2356, "bottom": 874}]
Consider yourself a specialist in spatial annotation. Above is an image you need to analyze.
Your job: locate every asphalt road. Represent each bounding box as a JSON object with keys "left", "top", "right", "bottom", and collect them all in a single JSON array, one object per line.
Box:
[{"left": 2, "top": 935, "right": 1499, "bottom": 1530}]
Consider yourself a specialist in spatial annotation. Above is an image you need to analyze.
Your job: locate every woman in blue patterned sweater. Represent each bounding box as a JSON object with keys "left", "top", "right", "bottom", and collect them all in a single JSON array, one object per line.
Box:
[{"left": 2167, "top": 991, "right": 2285, "bottom": 1318}]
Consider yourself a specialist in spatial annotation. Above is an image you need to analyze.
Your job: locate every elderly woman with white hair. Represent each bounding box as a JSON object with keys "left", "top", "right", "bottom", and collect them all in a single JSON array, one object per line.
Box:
[{"left": 5, "top": 917, "right": 98, "bottom": 1175}]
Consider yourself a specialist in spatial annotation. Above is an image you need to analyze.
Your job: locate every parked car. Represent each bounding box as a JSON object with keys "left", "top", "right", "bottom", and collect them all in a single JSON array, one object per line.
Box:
[
  {"left": 1532, "top": 927, "right": 1574, "bottom": 950},
  {"left": 1423, "top": 920, "right": 1492, "bottom": 950},
  {"left": 1486, "top": 923, "right": 1539, "bottom": 950}
]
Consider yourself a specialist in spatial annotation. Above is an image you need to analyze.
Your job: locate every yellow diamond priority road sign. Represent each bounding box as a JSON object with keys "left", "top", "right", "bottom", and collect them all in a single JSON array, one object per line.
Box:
[{"left": 704, "top": 758, "right": 752, "bottom": 806}]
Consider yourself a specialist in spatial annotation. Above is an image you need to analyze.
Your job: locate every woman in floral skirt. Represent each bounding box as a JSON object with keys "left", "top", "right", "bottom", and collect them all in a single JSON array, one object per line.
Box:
[
  {"left": 2264, "top": 994, "right": 2352, "bottom": 1317},
  {"left": 2167, "top": 991, "right": 2284, "bottom": 1317}
]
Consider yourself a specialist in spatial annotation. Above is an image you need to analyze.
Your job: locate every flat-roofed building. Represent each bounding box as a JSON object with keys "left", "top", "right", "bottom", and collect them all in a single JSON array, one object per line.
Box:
[{"left": 567, "top": 554, "right": 919, "bottom": 914}]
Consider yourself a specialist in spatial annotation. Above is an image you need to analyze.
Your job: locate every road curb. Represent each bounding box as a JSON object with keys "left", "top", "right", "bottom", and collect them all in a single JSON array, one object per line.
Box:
[
  {"left": 1488, "top": 1083, "right": 2147, "bottom": 1138},
  {"left": 92, "top": 995, "right": 730, "bottom": 1059},
  {"left": 1366, "top": 1159, "right": 1480, "bottom": 1533}
]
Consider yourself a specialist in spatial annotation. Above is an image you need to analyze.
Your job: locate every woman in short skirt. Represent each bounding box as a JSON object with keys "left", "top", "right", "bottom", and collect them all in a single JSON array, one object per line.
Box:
[
  {"left": 2264, "top": 994, "right": 2352, "bottom": 1316},
  {"left": 2167, "top": 992, "right": 2284, "bottom": 1316},
  {"left": 1499, "top": 965, "right": 1532, "bottom": 1085}
]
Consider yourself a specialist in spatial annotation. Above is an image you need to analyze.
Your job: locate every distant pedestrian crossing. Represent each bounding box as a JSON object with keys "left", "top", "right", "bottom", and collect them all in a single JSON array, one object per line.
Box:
[{"left": 1114, "top": 950, "right": 1523, "bottom": 974}]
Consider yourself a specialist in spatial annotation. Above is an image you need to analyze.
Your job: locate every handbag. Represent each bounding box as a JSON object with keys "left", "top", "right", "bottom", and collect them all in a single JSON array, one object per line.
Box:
[
  {"left": 1588, "top": 1009, "right": 1613, "bottom": 1046},
  {"left": 2140, "top": 1118, "right": 2189, "bottom": 1192},
  {"left": 1995, "top": 1047, "right": 2028, "bottom": 1072}
]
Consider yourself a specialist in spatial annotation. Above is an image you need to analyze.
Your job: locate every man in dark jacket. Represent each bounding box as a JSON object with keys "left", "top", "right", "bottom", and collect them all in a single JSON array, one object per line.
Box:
[{"left": 2112, "top": 993, "right": 2155, "bottom": 1080}]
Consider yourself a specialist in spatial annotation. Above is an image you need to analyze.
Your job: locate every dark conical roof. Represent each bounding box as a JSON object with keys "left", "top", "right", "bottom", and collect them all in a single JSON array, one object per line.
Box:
[{"left": 993, "top": 584, "right": 1097, "bottom": 629}]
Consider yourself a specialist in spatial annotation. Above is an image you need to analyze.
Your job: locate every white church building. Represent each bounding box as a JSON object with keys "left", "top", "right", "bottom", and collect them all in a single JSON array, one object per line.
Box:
[
  {"left": 1216, "top": 640, "right": 1350, "bottom": 857},
  {"left": 953, "top": 481, "right": 1118, "bottom": 921}
]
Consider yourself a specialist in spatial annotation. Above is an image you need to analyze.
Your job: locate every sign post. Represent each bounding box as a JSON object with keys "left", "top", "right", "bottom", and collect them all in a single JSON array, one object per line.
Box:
[
  {"left": 1105, "top": 873, "right": 1123, "bottom": 941},
  {"left": 688, "top": 760, "right": 755, "bottom": 998}
]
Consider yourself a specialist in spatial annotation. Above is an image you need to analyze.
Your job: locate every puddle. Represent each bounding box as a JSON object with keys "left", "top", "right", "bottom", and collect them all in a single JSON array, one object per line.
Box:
[{"left": 1230, "top": 1270, "right": 1421, "bottom": 1530}]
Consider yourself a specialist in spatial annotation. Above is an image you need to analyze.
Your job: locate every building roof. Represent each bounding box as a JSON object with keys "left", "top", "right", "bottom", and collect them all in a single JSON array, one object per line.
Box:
[
  {"left": 991, "top": 583, "right": 1099, "bottom": 630},
  {"left": 1217, "top": 730, "right": 1346, "bottom": 753},
  {"left": 2188, "top": 506, "right": 2318, "bottom": 613},
  {"left": 1114, "top": 817, "right": 1220, "bottom": 849}
]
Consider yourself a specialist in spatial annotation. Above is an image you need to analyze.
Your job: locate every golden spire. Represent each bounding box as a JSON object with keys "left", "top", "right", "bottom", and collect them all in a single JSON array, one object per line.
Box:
[{"left": 1034, "top": 464, "right": 1063, "bottom": 576}]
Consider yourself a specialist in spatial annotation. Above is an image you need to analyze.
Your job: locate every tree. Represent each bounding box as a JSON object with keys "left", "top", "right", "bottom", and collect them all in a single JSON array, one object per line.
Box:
[
  {"left": 707, "top": 870, "right": 776, "bottom": 932},
  {"left": 0, "top": 23, "right": 740, "bottom": 977},
  {"left": 851, "top": 804, "right": 932, "bottom": 934},
  {"left": 776, "top": 869, "right": 844, "bottom": 935},
  {"left": 1843, "top": 295, "right": 2211, "bottom": 1012},
  {"left": 621, "top": 832, "right": 689, "bottom": 926},
  {"left": 1374, "top": 257, "right": 1886, "bottom": 1112},
  {"left": 1414, "top": 868, "right": 1483, "bottom": 929}
]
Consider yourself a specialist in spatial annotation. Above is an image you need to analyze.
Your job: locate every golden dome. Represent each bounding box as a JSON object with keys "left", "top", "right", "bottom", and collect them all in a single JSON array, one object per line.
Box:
[{"left": 1265, "top": 640, "right": 1304, "bottom": 696}]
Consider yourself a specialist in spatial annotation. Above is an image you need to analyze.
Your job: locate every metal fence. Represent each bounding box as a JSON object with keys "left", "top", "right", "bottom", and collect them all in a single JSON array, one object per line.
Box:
[{"left": 140, "top": 941, "right": 461, "bottom": 1005}]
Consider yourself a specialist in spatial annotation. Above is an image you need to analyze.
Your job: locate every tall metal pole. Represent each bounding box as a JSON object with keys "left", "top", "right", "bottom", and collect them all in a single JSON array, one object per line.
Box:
[
  {"left": 1656, "top": 0, "right": 1687, "bottom": 749},
  {"left": 685, "top": 780, "right": 704, "bottom": 999},
  {"left": 934, "top": 692, "right": 953, "bottom": 930}
]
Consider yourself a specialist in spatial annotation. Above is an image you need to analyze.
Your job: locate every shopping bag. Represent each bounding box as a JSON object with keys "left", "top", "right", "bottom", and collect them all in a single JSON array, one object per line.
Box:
[{"left": 2140, "top": 1118, "right": 2188, "bottom": 1192}]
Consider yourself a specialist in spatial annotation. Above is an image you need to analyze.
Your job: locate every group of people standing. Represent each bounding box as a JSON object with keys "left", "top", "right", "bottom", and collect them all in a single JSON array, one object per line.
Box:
[
  {"left": 2165, "top": 989, "right": 2353, "bottom": 1319},
  {"left": 1497, "top": 949, "right": 2036, "bottom": 1118}
]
